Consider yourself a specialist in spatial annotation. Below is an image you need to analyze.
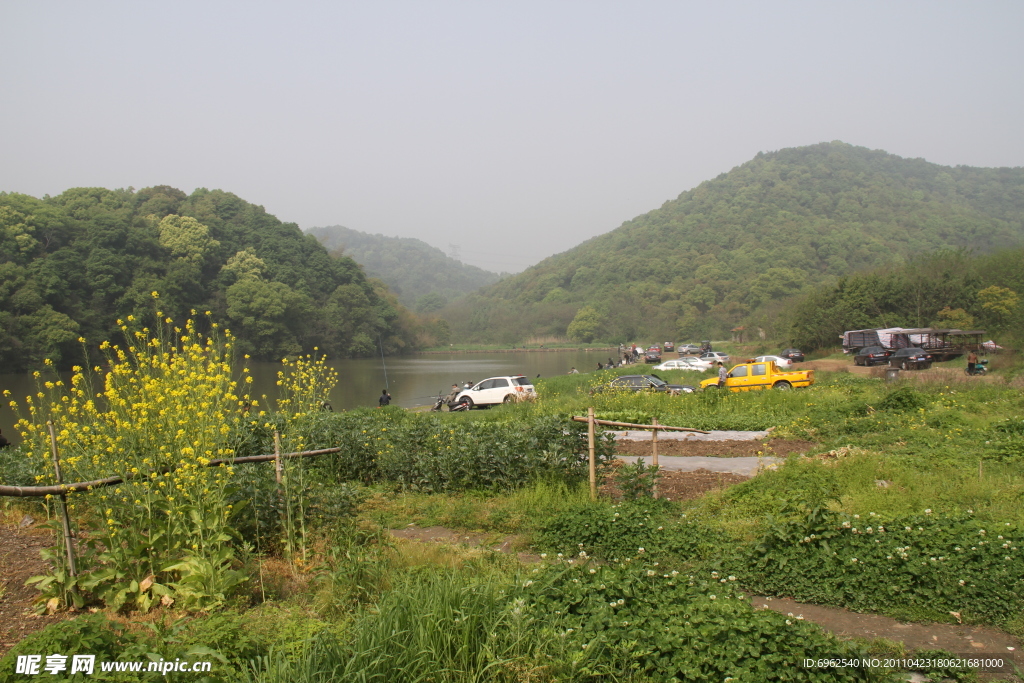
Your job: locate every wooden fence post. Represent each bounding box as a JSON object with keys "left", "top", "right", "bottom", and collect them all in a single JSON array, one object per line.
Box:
[
  {"left": 651, "top": 417, "right": 659, "bottom": 499},
  {"left": 274, "top": 431, "right": 283, "bottom": 486},
  {"left": 46, "top": 421, "right": 78, "bottom": 578},
  {"left": 588, "top": 407, "right": 596, "bottom": 501}
]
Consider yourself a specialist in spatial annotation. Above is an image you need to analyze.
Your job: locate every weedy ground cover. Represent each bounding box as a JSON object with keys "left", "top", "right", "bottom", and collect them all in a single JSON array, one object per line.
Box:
[{"left": 4, "top": 349, "right": 1024, "bottom": 680}]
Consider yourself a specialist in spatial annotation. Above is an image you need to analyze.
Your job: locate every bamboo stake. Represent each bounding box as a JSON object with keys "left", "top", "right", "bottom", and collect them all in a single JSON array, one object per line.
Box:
[
  {"left": 588, "top": 407, "right": 596, "bottom": 501},
  {"left": 274, "top": 431, "right": 283, "bottom": 486},
  {"left": 651, "top": 417, "right": 659, "bottom": 499},
  {"left": 46, "top": 422, "right": 78, "bottom": 578}
]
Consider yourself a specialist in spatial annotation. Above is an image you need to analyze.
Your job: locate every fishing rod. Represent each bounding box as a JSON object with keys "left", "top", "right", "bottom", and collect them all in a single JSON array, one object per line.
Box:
[{"left": 378, "top": 336, "right": 389, "bottom": 391}]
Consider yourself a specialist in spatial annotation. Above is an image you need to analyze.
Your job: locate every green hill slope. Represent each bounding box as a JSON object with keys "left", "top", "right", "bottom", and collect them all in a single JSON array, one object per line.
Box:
[
  {"left": 443, "top": 142, "right": 1024, "bottom": 344},
  {"left": 307, "top": 225, "right": 501, "bottom": 311},
  {"left": 0, "top": 186, "right": 419, "bottom": 370}
]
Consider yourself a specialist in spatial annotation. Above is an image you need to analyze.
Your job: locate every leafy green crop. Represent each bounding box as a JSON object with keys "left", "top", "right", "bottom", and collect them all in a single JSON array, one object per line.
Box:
[
  {"left": 515, "top": 559, "right": 889, "bottom": 681},
  {"left": 739, "top": 509, "right": 1023, "bottom": 625}
]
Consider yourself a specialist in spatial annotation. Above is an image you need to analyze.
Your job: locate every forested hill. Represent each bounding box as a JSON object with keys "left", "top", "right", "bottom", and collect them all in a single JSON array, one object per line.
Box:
[
  {"left": 307, "top": 225, "right": 502, "bottom": 311},
  {"left": 0, "top": 186, "right": 420, "bottom": 371},
  {"left": 443, "top": 141, "right": 1024, "bottom": 344}
]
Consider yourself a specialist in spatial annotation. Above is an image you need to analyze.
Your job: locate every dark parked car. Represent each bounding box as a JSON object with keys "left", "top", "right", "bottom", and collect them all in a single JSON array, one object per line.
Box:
[
  {"left": 854, "top": 346, "right": 892, "bottom": 366},
  {"left": 889, "top": 347, "right": 932, "bottom": 370},
  {"left": 590, "top": 374, "right": 694, "bottom": 395},
  {"left": 780, "top": 348, "right": 805, "bottom": 363},
  {"left": 644, "top": 346, "right": 662, "bottom": 363}
]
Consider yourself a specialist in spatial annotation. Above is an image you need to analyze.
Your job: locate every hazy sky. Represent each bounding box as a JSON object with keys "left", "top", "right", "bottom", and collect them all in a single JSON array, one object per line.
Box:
[{"left": 2, "top": 2, "right": 1022, "bottom": 273}]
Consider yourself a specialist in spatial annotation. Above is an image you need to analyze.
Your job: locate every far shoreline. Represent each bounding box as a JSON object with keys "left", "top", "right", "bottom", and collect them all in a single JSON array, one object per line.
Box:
[{"left": 415, "top": 346, "right": 618, "bottom": 355}]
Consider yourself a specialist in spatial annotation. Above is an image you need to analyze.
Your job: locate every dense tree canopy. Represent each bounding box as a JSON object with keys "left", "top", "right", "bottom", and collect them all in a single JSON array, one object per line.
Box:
[
  {"left": 443, "top": 142, "right": 1024, "bottom": 344},
  {"left": 0, "top": 186, "right": 420, "bottom": 370},
  {"left": 786, "top": 248, "right": 1024, "bottom": 350}
]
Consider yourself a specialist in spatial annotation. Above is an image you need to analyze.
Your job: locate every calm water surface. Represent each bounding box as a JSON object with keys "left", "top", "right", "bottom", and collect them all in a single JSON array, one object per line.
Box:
[{"left": 0, "top": 350, "right": 617, "bottom": 444}]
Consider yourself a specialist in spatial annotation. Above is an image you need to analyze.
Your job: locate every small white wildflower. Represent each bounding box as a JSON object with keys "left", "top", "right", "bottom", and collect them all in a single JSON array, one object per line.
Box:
[
  {"left": 786, "top": 619, "right": 792, "bottom": 625},
  {"left": 728, "top": 576, "right": 736, "bottom": 581},
  {"left": 854, "top": 514, "right": 860, "bottom": 519},
  {"left": 709, "top": 595, "right": 717, "bottom": 600},
  {"left": 638, "top": 547, "right": 645, "bottom": 553},
  {"left": 617, "top": 598, "right": 624, "bottom": 605},
  {"left": 959, "top": 580, "right": 965, "bottom": 585},
  {"left": 540, "top": 553, "right": 547, "bottom": 559},
  {"left": 925, "top": 509, "right": 932, "bottom": 515},
  {"left": 589, "top": 568, "right": 596, "bottom": 574},
  {"left": 647, "top": 570, "right": 656, "bottom": 577}
]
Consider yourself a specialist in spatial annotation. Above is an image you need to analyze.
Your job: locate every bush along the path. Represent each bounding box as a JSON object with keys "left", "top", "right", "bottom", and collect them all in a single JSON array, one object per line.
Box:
[
  {"left": 293, "top": 410, "right": 618, "bottom": 493},
  {"left": 737, "top": 508, "right": 1023, "bottom": 625},
  {"left": 514, "top": 557, "right": 889, "bottom": 682}
]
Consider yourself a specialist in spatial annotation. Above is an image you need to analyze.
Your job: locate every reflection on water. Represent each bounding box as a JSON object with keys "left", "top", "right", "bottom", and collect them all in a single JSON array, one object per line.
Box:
[{"left": 0, "top": 350, "right": 617, "bottom": 444}]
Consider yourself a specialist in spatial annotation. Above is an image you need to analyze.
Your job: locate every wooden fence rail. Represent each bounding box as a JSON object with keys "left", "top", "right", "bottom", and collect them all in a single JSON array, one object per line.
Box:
[
  {"left": 0, "top": 446, "right": 343, "bottom": 498},
  {"left": 573, "top": 413, "right": 709, "bottom": 500}
]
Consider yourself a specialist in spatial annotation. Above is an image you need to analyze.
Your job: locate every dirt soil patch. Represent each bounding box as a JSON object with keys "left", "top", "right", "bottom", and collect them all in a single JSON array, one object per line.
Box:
[
  {"left": 600, "top": 461, "right": 750, "bottom": 502},
  {"left": 0, "top": 517, "right": 73, "bottom": 656},
  {"left": 614, "top": 438, "right": 817, "bottom": 459}
]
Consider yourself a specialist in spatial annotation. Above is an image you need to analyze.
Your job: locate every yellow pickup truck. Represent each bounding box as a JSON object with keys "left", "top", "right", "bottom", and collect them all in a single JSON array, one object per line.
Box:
[{"left": 699, "top": 360, "right": 814, "bottom": 392}]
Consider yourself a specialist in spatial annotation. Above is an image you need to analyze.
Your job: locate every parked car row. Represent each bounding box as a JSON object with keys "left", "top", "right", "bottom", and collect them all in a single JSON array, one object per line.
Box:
[{"left": 853, "top": 346, "right": 933, "bottom": 370}]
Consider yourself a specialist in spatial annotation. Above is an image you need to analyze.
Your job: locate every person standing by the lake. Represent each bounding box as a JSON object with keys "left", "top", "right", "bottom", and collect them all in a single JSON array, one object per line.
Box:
[
  {"left": 379, "top": 389, "right": 391, "bottom": 407},
  {"left": 967, "top": 349, "right": 978, "bottom": 374},
  {"left": 717, "top": 362, "right": 727, "bottom": 388}
]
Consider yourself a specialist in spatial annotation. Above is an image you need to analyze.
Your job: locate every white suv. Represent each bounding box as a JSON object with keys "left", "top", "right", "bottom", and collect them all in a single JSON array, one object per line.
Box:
[{"left": 455, "top": 375, "right": 536, "bottom": 408}]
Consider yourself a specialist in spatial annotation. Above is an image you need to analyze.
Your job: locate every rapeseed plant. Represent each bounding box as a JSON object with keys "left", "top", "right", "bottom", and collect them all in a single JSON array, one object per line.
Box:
[{"left": 11, "top": 308, "right": 254, "bottom": 612}]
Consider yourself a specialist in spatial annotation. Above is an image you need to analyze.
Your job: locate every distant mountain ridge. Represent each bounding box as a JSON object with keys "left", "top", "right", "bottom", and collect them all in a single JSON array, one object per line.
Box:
[
  {"left": 441, "top": 141, "right": 1024, "bottom": 344},
  {"left": 308, "top": 225, "right": 501, "bottom": 311}
]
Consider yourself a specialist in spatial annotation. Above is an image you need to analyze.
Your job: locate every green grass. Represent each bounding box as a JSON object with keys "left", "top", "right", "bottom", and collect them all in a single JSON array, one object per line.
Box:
[{"left": 361, "top": 478, "right": 594, "bottom": 534}]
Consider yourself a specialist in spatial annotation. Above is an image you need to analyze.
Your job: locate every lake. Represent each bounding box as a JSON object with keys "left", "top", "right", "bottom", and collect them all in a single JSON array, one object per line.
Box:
[{"left": 0, "top": 349, "right": 618, "bottom": 444}]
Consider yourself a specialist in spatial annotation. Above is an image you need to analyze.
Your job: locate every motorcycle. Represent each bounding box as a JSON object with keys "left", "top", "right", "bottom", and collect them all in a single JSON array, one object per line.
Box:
[
  {"left": 430, "top": 391, "right": 470, "bottom": 412},
  {"left": 965, "top": 359, "right": 989, "bottom": 376}
]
